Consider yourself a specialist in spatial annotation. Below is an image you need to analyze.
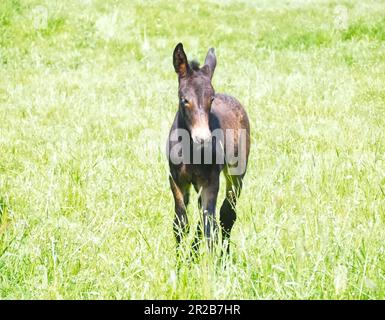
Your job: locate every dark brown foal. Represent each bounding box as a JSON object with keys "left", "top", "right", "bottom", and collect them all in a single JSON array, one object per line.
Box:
[{"left": 167, "top": 43, "right": 250, "bottom": 258}]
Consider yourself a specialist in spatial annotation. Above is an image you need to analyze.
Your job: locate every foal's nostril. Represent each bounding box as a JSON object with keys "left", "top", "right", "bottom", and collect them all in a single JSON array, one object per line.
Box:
[
  {"left": 201, "top": 136, "right": 212, "bottom": 144},
  {"left": 196, "top": 137, "right": 207, "bottom": 144}
]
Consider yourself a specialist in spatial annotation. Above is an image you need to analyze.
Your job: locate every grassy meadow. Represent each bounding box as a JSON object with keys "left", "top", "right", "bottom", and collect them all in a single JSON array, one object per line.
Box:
[{"left": 0, "top": 0, "right": 385, "bottom": 299}]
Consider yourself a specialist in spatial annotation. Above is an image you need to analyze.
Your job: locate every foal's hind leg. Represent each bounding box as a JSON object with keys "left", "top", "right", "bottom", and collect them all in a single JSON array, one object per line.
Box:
[
  {"left": 220, "top": 173, "right": 243, "bottom": 255},
  {"left": 169, "top": 176, "right": 190, "bottom": 257}
]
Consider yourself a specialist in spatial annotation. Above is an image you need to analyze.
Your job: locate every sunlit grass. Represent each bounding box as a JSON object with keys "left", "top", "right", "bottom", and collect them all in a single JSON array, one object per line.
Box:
[{"left": 0, "top": 0, "right": 385, "bottom": 299}]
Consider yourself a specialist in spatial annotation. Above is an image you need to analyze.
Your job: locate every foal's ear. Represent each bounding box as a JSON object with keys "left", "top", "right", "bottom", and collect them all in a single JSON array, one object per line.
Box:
[
  {"left": 203, "top": 47, "right": 216, "bottom": 79},
  {"left": 173, "top": 43, "right": 190, "bottom": 78}
]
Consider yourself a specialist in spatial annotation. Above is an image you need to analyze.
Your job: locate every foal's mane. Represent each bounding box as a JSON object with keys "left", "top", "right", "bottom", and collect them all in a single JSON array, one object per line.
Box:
[{"left": 189, "top": 60, "right": 200, "bottom": 71}]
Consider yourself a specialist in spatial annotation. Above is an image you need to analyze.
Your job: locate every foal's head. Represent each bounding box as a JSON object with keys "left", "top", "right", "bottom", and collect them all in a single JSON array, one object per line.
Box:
[{"left": 173, "top": 43, "right": 217, "bottom": 144}]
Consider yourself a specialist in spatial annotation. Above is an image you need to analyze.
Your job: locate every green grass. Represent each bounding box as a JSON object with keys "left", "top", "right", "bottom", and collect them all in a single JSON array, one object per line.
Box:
[{"left": 0, "top": 0, "right": 385, "bottom": 299}]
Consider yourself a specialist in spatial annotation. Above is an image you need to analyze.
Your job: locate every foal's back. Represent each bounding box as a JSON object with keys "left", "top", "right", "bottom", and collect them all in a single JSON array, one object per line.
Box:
[{"left": 210, "top": 93, "right": 250, "bottom": 174}]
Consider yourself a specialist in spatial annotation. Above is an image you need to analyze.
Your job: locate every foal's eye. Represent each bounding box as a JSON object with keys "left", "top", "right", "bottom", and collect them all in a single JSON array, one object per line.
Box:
[{"left": 180, "top": 98, "right": 189, "bottom": 106}]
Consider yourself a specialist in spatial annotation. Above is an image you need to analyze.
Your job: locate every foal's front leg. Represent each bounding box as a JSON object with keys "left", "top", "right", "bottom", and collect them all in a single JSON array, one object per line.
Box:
[
  {"left": 200, "top": 172, "right": 220, "bottom": 251},
  {"left": 169, "top": 176, "right": 190, "bottom": 254}
]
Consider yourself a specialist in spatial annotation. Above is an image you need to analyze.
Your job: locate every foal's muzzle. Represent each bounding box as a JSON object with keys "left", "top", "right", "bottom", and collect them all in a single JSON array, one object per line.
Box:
[{"left": 191, "top": 127, "right": 212, "bottom": 145}]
